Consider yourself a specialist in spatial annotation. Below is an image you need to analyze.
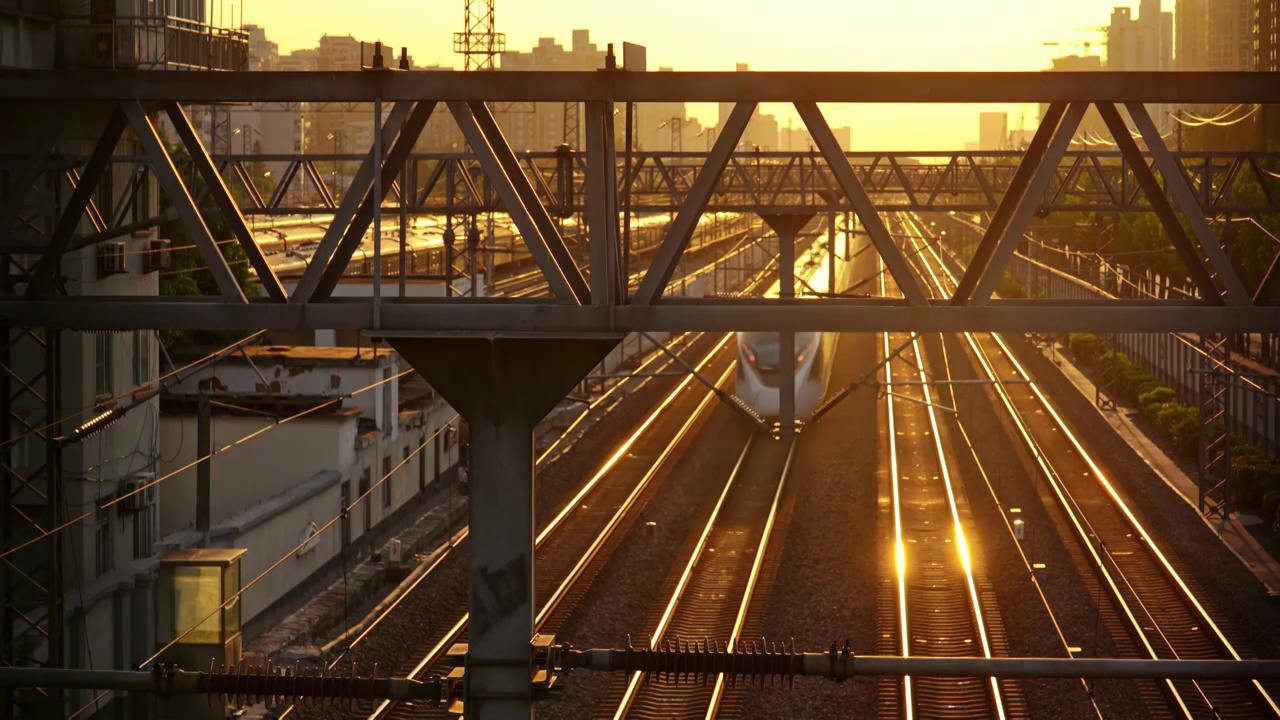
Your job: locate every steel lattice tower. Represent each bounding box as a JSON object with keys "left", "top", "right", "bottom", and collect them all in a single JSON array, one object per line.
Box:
[{"left": 452, "top": 0, "right": 504, "bottom": 71}]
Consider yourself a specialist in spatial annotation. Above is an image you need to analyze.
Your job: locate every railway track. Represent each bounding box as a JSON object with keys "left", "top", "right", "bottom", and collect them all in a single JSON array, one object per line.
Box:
[
  {"left": 900, "top": 212, "right": 1280, "bottom": 720},
  {"left": 356, "top": 227, "right": 782, "bottom": 719},
  {"left": 877, "top": 265, "right": 1009, "bottom": 720},
  {"left": 269, "top": 330, "right": 715, "bottom": 720},
  {"left": 370, "top": 337, "right": 744, "bottom": 719},
  {"left": 607, "top": 433, "right": 797, "bottom": 720}
]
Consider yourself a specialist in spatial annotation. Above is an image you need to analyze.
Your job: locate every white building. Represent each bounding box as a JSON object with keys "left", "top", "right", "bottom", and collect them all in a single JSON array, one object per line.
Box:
[
  {"left": 0, "top": 3, "right": 247, "bottom": 717},
  {"left": 1107, "top": 2, "right": 1174, "bottom": 134},
  {"left": 156, "top": 346, "right": 460, "bottom": 638},
  {"left": 1108, "top": 1, "right": 1173, "bottom": 71}
]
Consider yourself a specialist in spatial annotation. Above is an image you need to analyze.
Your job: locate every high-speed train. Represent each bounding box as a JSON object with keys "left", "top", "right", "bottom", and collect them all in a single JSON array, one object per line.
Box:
[{"left": 736, "top": 225, "right": 858, "bottom": 423}]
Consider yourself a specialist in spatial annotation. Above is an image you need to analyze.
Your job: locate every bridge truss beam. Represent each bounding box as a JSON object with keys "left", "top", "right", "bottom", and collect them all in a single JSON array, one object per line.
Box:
[{"left": 0, "top": 70, "right": 1278, "bottom": 335}]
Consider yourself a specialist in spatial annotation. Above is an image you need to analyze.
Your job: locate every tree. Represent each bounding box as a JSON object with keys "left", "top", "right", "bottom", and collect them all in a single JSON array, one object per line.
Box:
[{"left": 158, "top": 144, "right": 262, "bottom": 347}]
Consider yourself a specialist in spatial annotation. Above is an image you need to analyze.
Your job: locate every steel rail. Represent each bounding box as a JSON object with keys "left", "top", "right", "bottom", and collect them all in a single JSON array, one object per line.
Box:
[
  {"left": 879, "top": 259, "right": 1007, "bottom": 720},
  {"left": 610, "top": 434, "right": 796, "bottom": 719},
  {"left": 903, "top": 211, "right": 1280, "bottom": 718},
  {"left": 372, "top": 333, "right": 742, "bottom": 719},
  {"left": 912, "top": 231, "right": 1106, "bottom": 717},
  {"left": 271, "top": 331, "right": 690, "bottom": 719},
  {"left": 701, "top": 440, "right": 798, "bottom": 719},
  {"left": 902, "top": 212, "right": 1198, "bottom": 716}
]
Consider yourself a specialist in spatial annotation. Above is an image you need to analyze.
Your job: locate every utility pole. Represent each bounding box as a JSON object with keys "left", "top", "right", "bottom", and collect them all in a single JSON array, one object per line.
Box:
[{"left": 196, "top": 394, "right": 211, "bottom": 543}]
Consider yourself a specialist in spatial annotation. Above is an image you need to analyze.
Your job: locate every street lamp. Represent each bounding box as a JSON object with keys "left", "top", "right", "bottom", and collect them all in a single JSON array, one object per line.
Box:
[{"left": 232, "top": 124, "right": 259, "bottom": 155}]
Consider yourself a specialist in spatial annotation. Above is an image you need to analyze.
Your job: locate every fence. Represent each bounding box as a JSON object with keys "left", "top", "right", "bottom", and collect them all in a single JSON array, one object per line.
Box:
[
  {"left": 1007, "top": 248, "right": 1280, "bottom": 457},
  {"left": 57, "top": 15, "right": 248, "bottom": 71}
]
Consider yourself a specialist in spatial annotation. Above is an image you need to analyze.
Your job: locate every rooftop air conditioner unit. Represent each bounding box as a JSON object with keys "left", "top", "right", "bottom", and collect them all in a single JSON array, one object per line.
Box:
[
  {"left": 97, "top": 242, "right": 127, "bottom": 278},
  {"left": 144, "top": 239, "right": 171, "bottom": 273},
  {"left": 120, "top": 472, "right": 157, "bottom": 513}
]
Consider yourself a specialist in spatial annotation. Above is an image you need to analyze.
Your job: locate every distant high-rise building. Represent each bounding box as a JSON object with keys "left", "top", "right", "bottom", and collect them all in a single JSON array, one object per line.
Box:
[
  {"left": 1041, "top": 54, "right": 1109, "bottom": 147},
  {"left": 496, "top": 30, "right": 606, "bottom": 151},
  {"left": 1177, "top": 0, "right": 1209, "bottom": 69},
  {"left": 637, "top": 67, "right": 687, "bottom": 151},
  {"left": 978, "top": 112, "right": 1008, "bottom": 151},
  {"left": 244, "top": 24, "right": 280, "bottom": 70},
  {"left": 1176, "top": 0, "right": 1258, "bottom": 148},
  {"left": 1260, "top": 0, "right": 1279, "bottom": 71},
  {"left": 717, "top": 63, "right": 778, "bottom": 150},
  {"left": 1108, "top": 3, "right": 1173, "bottom": 71},
  {"left": 1258, "top": 0, "right": 1280, "bottom": 147},
  {"left": 1107, "top": 3, "right": 1174, "bottom": 135},
  {"left": 1177, "top": 0, "right": 1253, "bottom": 70}
]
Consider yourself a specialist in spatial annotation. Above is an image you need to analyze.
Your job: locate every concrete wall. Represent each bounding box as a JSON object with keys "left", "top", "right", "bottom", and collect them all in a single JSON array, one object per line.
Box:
[
  {"left": 166, "top": 352, "right": 398, "bottom": 431},
  {"left": 213, "top": 470, "right": 344, "bottom": 624},
  {"left": 157, "top": 413, "right": 357, "bottom": 537}
]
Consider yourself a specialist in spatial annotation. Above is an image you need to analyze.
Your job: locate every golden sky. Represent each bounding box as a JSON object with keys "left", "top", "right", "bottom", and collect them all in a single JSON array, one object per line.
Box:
[{"left": 233, "top": 0, "right": 1172, "bottom": 149}]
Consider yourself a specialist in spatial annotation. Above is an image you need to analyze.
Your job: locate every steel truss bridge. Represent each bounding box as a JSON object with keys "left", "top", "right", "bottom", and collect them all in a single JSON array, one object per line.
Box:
[
  {"left": 3, "top": 69, "right": 1280, "bottom": 720},
  {"left": 0, "top": 70, "right": 1277, "bottom": 333},
  {"left": 29, "top": 148, "right": 1280, "bottom": 222}
]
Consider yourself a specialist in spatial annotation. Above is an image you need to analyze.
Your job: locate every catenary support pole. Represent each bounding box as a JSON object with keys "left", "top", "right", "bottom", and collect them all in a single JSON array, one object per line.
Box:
[
  {"left": 761, "top": 214, "right": 813, "bottom": 436},
  {"left": 383, "top": 335, "right": 618, "bottom": 719}
]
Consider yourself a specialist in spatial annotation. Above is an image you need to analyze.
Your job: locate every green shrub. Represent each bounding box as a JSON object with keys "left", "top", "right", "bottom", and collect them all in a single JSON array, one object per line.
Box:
[
  {"left": 1232, "top": 462, "right": 1280, "bottom": 508},
  {"left": 1133, "top": 379, "right": 1161, "bottom": 400},
  {"left": 1267, "top": 490, "right": 1280, "bottom": 535},
  {"left": 998, "top": 272, "right": 1027, "bottom": 299},
  {"left": 1069, "top": 333, "right": 1100, "bottom": 363},
  {"left": 1233, "top": 444, "right": 1267, "bottom": 464},
  {"left": 1139, "top": 386, "right": 1178, "bottom": 423},
  {"left": 1121, "top": 367, "right": 1155, "bottom": 403},
  {"left": 1265, "top": 489, "right": 1280, "bottom": 517},
  {"left": 1152, "top": 403, "right": 1200, "bottom": 458},
  {"left": 1139, "top": 386, "right": 1177, "bottom": 408}
]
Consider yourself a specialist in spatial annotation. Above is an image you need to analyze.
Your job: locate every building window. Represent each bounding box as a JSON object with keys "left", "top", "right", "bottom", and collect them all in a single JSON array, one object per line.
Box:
[
  {"left": 133, "top": 331, "right": 151, "bottom": 387},
  {"left": 95, "top": 333, "right": 114, "bottom": 398},
  {"left": 382, "top": 457, "right": 392, "bottom": 508},
  {"left": 94, "top": 520, "right": 113, "bottom": 577},
  {"left": 359, "top": 468, "right": 371, "bottom": 535}
]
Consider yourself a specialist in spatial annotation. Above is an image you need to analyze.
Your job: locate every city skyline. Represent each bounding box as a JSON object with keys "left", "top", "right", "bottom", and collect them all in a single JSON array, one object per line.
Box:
[{"left": 237, "top": 0, "right": 1174, "bottom": 149}]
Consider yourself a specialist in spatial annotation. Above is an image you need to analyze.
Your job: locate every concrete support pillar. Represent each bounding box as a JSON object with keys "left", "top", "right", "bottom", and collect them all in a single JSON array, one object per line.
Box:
[
  {"left": 760, "top": 213, "right": 813, "bottom": 436},
  {"left": 384, "top": 334, "right": 618, "bottom": 719}
]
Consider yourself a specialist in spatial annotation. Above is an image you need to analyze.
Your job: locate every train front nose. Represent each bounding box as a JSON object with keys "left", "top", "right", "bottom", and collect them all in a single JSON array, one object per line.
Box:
[{"left": 738, "top": 333, "right": 783, "bottom": 418}]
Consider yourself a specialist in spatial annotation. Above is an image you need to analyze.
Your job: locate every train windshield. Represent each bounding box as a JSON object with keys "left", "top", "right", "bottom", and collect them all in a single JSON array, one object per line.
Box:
[
  {"left": 740, "top": 332, "right": 781, "bottom": 367},
  {"left": 740, "top": 332, "right": 820, "bottom": 367}
]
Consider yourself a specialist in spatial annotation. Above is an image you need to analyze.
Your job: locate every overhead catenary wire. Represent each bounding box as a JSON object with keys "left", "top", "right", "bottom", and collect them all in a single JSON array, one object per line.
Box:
[
  {"left": 65, "top": 415, "right": 455, "bottom": 720},
  {"left": 0, "top": 368, "right": 413, "bottom": 564},
  {"left": 1172, "top": 104, "right": 1260, "bottom": 128},
  {"left": 943, "top": 213, "right": 1280, "bottom": 403},
  {"left": 0, "top": 330, "right": 266, "bottom": 452}
]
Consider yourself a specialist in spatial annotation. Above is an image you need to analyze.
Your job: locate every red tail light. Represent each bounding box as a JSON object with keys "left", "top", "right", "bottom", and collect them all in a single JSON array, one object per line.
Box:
[{"left": 740, "top": 342, "right": 757, "bottom": 365}]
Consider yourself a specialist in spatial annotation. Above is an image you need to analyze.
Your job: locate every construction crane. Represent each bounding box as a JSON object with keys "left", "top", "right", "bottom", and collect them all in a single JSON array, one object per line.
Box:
[{"left": 1042, "top": 40, "right": 1094, "bottom": 58}]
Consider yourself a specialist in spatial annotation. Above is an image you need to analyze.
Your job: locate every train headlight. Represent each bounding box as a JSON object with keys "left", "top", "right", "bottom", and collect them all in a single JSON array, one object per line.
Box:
[{"left": 797, "top": 341, "right": 816, "bottom": 364}]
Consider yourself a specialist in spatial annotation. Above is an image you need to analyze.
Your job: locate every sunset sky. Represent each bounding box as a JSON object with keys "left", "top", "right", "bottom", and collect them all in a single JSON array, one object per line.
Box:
[{"left": 231, "top": 0, "right": 1172, "bottom": 149}]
